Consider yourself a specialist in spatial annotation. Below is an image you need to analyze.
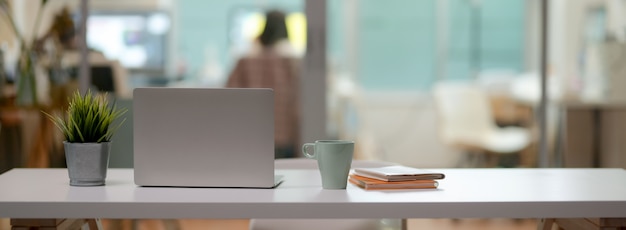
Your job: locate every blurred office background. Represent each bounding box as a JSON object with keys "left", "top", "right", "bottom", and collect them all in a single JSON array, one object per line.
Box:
[
  {"left": 1, "top": 0, "right": 626, "bottom": 229},
  {"left": 2, "top": 0, "right": 626, "bottom": 174}
]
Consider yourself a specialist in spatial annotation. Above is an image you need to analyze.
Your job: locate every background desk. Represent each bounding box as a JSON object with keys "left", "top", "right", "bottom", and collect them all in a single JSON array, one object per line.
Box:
[
  {"left": 1, "top": 168, "right": 626, "bottom": 221},
  {"left": 560, "top": 101, "right": 626, "bottom": 168}
]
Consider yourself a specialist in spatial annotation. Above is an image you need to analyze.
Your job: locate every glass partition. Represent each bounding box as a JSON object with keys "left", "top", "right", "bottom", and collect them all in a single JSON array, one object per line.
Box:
[
  {"left": 328, "top": 0, "right": 534, "bottom": 168},
  {"left": 1, "top": 0, "right": 624, "bottom": 173}
]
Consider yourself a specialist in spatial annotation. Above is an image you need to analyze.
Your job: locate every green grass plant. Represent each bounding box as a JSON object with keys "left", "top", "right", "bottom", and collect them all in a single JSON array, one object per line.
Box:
[{"left": 44, "top": 89, "right": 127, "bottom": 143}]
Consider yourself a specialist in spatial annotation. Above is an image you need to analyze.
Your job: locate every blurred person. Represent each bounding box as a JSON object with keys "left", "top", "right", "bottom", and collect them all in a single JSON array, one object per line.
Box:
[{"left": 226, "top": 9, "right": 300, "bottom": 158}]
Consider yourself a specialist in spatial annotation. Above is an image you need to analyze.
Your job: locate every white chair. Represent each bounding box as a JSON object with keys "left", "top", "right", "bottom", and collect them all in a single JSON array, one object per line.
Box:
[
  {"left": 249, "top": 158, "right": 404, "bottom": 230},
  {"left": 433, "top": 81, "right": 532, "bottom": 167}
]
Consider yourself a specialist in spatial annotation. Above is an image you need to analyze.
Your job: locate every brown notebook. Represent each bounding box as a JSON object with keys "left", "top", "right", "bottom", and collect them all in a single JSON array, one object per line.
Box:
[{"left": 349, "top": 174, "right": 438, "bottom": 190}]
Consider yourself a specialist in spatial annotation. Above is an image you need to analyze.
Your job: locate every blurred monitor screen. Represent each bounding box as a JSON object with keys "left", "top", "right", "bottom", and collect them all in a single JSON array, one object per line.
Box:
[{"left": 87, "top": 12, "right": 170, "bottom": 70}]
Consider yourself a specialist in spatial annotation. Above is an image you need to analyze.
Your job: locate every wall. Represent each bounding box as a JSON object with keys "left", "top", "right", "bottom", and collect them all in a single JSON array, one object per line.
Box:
[
  {"left": 172, "top": 0, "right": 525, "bottom": 90},
  {"left": 357, "top": 0, "right": 436, "bottom": 91},
  {"left": 175, "top": 0, "right": 526, "bottom": 90},
  {"left": 3, "top": 0, "right": 526, "bottom": 91},
  {"left": 357, "top": 0, "right": 525, "bottom": 90}
]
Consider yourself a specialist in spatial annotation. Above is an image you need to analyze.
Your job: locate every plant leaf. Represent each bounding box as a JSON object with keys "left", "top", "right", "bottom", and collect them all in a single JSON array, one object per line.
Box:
[{"left": 42, "top": 89, "right": 127, "bottom": 143}]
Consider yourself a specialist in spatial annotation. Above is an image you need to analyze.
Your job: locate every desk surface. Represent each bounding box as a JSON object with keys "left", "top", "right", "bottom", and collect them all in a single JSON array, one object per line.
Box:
[
  {"left": 1, "top": 168, "right": 626, "bottom": 219},
  {"left": 559, "top": 101, "right": 626, "bottom": 109}
]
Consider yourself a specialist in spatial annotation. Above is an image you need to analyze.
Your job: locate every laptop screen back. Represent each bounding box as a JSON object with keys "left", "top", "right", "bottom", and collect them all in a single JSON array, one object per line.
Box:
[{"left": 133, "top": 88, "right": 275, "bottom": 187}]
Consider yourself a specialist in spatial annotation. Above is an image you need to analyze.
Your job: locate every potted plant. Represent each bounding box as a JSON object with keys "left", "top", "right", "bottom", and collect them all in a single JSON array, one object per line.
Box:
[{"left": 44, "top": 89, "right": 127, "bottom": 186}]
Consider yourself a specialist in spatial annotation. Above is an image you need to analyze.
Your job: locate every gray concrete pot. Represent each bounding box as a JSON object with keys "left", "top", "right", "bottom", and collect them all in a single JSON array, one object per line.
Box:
[{"left": 64, "top": 141, "right": 111, "bottom": 186}]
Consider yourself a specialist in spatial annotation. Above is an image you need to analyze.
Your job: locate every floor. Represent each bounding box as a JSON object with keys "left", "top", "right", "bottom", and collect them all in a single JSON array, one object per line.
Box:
[
  {"left": 96, "top": 218, "right": 539, "bottom": 230},
  {"left": 0, "top": 218, "right": 543, "bottom": 230}
]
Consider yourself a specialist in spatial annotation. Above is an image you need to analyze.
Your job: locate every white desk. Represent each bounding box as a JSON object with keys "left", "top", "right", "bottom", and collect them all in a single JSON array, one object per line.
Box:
[{"left": 1, "top": 168, "right": 626, "bottom": 221}]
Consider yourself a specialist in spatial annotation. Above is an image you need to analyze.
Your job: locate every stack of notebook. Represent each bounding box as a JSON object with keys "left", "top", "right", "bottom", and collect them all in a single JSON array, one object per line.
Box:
[{"left": 349, "top": 165, "right": 445, "bottom": 190}]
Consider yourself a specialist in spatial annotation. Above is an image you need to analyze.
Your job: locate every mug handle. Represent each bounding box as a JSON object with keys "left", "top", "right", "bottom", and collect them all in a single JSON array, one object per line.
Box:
[{"left": 302, "top": 143, "right": 316, "bottom": 159}]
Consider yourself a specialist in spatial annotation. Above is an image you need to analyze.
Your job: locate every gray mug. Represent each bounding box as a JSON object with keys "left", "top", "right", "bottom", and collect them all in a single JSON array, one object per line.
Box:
[{"left": 303, "top": 140, "right": 354, "bottom": 189}]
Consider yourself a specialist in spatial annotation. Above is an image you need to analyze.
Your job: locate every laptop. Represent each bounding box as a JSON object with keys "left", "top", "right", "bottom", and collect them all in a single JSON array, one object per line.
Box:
[{"left": 133, "top": 88, "right": 282, "bottom": 188}]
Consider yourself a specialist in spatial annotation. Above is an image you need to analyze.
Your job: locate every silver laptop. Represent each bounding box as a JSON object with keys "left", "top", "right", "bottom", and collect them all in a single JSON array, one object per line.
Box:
[{"left": 133, "top": 88, "right": 282, "bottom": 188}]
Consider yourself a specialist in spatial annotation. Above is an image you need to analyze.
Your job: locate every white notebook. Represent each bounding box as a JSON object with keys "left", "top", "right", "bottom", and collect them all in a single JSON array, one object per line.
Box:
[{"left": 353, "top": 165, "right": 445, "bottom": 182}]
